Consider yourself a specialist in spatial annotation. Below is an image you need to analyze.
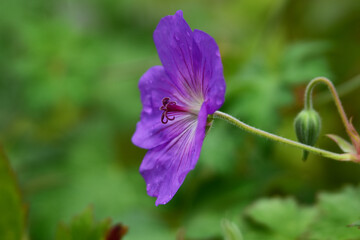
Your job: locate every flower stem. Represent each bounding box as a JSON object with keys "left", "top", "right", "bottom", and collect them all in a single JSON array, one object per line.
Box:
[
  {"left": 316, "top": 74, "right": 360, "bottom": 105},
  {"left": 304, "top": 77, "right": 351, "bottom": 136},
  {"left": 213, "top": 111, "right": 354, "bottom": 161}
]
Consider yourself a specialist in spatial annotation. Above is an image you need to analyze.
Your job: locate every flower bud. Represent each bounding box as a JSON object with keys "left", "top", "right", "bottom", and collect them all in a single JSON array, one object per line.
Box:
[{"left": 294, "top": 109, "right": 321, "bottom": 160}]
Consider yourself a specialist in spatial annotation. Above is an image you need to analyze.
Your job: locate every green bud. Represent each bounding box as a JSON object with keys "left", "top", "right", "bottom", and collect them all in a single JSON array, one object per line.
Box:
[{"left": 294, "top": 109, "right": 321, "bottom": 161}]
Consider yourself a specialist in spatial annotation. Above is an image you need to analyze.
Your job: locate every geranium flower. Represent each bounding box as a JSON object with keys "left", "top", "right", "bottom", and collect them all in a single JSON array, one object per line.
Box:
[{"left": 132, "top": 10, "right": 226, "bottom": 205}]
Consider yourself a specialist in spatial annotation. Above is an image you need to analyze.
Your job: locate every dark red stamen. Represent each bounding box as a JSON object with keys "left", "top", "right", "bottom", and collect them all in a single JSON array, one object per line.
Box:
[{"left": 160, "top": 97, "right": 183, "bottom": 124}]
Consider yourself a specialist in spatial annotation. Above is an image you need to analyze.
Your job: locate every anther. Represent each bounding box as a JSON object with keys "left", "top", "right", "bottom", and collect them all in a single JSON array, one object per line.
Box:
[{"left": 160, "top": 97, "right": 177, "bottom": 124}]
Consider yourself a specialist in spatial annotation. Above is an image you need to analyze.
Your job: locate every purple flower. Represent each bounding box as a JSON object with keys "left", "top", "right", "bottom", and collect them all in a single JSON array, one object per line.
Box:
[{"left": 132, "top": 10, "right": 226, "bottom": 205}]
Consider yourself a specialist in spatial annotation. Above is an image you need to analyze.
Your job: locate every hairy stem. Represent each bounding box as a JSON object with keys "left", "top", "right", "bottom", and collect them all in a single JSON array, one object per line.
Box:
[
  {"left": 213, "top": 111, "right": 354, "bottom": 162},
  {"left": 316, "top": 74, "right": 360, "bottom": 105},
  {"left": 304, "top": 77, "right": 351, "bottom": 136}
]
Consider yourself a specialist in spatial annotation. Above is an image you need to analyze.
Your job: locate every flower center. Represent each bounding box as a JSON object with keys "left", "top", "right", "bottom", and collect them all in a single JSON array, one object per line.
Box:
[{"left": 160, "top": 97, "right": 186, "bottom": 124}]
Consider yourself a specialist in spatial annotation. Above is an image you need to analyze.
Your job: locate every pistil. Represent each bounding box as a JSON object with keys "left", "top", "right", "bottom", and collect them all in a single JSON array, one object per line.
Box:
[{"left": 160, "top": 97, "right": 187, "bottom": 124}]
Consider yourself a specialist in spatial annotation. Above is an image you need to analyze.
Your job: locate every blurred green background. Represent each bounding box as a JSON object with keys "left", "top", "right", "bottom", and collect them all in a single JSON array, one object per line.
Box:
[{"left": 1, "top": 0, "right": 360, "bottom": 239}]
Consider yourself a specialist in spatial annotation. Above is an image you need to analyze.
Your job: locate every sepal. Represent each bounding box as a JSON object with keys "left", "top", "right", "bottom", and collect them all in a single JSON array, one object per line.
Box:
[{"left": 326, "top": 134, "right": 356, "bottom": 154}]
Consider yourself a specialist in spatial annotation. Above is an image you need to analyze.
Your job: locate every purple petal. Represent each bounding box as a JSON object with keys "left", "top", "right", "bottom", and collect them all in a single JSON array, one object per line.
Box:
[
  {"left": 135, "top": 11, "right": 227, "bottom": 206},
  {"left": 193, "top": 29, "right": 226, "bottom": 114},
  {"left": 140, "top": 104, "right": 208, "bottom": 205},
  {"left": 132, "top": 66, "right": 190, "bottom": 149},
  {"left": 153, "top": 10, "right": 204, "bottom": 104},
  {"left": 153, "top": 11, "right": 226, "bottom": 112}
]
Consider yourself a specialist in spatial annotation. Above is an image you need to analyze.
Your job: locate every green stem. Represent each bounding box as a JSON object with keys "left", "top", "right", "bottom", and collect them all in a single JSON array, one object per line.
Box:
[
  {"left": 304, "top": 77, "right": 351, "bottom": 137},
  {"left": 213, "top": 111, "right": 354, "bottom": 161},
  {"left": 316, "top": 74, "right": 360, "bottom": 105}
]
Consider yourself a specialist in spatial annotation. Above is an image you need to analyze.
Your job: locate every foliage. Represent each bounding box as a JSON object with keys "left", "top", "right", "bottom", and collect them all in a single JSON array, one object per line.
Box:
[
  {"left": 1, "top": 0, "right": 360, "bottom": 239},
  {"left": 245, "top": 197, "right": 316, "bottom": 239},
  {"left": 55, "top": 207, "right": 127, "bottom": 240},
  {"left": 0, "top": 147, "right": 25, "bottom": 240},
  {"left": 241, "top": 186, "right": 360, "bottom": 240}
]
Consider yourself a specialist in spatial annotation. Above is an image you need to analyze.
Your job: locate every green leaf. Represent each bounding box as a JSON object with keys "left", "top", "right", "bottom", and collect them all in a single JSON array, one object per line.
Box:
[
  {"left": 246, "top": 197, "right": 316, "bottom": 239},
  {"left": 0, "top": 146, "right": 26, "bottom": 240},
  {"left": 308, "top": 186, "right": 360, "bottom": 240},
  {"left": 55, "top": 207, "right": 128, "bottom": 240},
  {"left": 326, "top": 134, "right": 356, "bottom": 154},
  {"left": 242, "top": 186, "right": 360, "bottom": 239}
]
